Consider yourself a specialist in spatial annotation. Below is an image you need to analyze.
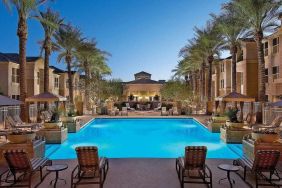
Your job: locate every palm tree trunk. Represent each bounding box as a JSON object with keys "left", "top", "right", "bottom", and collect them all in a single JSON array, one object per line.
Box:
[
  {"left": 66, "top": 56, "right": 74, "bottom": 104},
  {"left": 255, "top": 31, "right": 266, "bottom": 102},
  {"left": 201, "top": 62, "right": 206, "bottom": 100},
  {"left": 84, "top": 61, "right": 91, "bottom": 110},
  {"left": 231, "top": 45, "right": 237, "bottom": 92},
  {"left": 43, "top": 38, "right": 50, "bottom": 93},
  {"left": 17, "top": 17, "right": 28, "bottom": 122},
  {"left": 207, "top": 55, "right": 214, "bottom": 101}
]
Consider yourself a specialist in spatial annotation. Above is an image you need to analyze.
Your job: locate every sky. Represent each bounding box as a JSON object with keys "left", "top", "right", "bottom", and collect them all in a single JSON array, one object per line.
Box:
[{"left": 0, "top": 0, "right": 228, "bottom": 81}]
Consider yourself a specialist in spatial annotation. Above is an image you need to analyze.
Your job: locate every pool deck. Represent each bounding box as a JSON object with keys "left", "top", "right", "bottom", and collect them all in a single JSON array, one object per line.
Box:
[
  {"left": 27, "top": 158, "right": 282, "bottom": 188},
  {"left": 8, "top": 114, "right": 276, "bottom": 187}
]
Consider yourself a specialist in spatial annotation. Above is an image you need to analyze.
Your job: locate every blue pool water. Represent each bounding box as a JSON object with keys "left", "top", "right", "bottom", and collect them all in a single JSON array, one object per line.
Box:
[{"left": 46, "top": 118, "right": 242, "bottom": 159}]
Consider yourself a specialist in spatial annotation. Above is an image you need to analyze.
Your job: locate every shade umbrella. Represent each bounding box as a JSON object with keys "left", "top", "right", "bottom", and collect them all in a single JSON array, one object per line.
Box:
[
  {"left": 25, "top": 92, "right": 67, "bottom": 103},
  {"left": 0, "top": 95, "right": 22, "bottom": 106},
  {"left": 270, "top": 100, "right": 282, "bottom": 107}
]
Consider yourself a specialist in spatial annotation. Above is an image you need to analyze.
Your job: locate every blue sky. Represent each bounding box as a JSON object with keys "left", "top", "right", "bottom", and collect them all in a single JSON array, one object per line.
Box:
[{"left": 0, "top": 0, "right": 228, "bottom": 81}]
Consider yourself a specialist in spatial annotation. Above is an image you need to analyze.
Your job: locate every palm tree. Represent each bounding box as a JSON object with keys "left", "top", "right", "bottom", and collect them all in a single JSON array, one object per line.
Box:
[
  {"left": 54, "top": 24, "right": 82, "bottom": 105},
  {"left": 39, "top": 9, "right": 63, "bottom": 93},
  {"left": 194, "top": 21, "right": 224, "bottom": 103},
  {"left": 211, "top": 3, "right": 247, "bottom": 92},
  {"left": 3, "top": 0, "right": 48, "bottom": 121},
  {"left": 231, "top": 0, "right": 282, "bottom": 101}
]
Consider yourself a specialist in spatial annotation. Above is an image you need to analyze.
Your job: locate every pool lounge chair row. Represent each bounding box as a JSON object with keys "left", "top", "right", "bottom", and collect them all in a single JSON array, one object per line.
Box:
[
  {"left": 5, "top": 115, "right": 41, "bottom": 130},
  {"left": 0, "top": 146, "right": 109, "bottom": 188}
]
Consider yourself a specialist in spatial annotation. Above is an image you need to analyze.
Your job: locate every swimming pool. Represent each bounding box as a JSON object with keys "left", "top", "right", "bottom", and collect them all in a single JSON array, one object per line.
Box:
[{"left": 46, "top": 118, "right": 242, "bottom": 159}]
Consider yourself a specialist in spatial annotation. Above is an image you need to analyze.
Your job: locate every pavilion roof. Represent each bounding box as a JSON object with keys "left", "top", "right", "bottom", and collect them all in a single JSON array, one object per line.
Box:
[
  {"left": 0, "top": 95, "right": 22, "bottom": 106},
  {"left": 215, "top": 91, "right": 255, "bottom": 102},
  {"left": 25, "top": 92, "right": 67, "bottom": 103}
]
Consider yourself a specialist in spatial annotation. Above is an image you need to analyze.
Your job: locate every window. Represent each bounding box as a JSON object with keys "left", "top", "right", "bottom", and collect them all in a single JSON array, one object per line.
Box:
[
  {"left": 12, "top": 68, "right": 19, "bottom": 83},
  {"left": 11, "top": 95, "right": 19, "bottom": 100},
  {"left": 54, "top": 77, "right": 59, "bottom": 88},
  {"left": 273, "top": 66, "right": 279, "bottom": 79},
  {"left": 220, "top": 63, "right": 224, "bottom": 72},
  {"left": 273, "top": 37, "right": 279, "bottom": 54},
  {"left": 220, "top": 79, "right": 224, "bottom": 89},
  {"left": 37, "top": 72, "right": 40, "bottom": 84},
  {"left": 237, "top": 50, "right": 243, "bottom": 62},
  {"left": 265, "top": 68, "right": 268, "bottom": 83},
  {"left": 264, "top": 42, "right": 268, "bottom": 56}
]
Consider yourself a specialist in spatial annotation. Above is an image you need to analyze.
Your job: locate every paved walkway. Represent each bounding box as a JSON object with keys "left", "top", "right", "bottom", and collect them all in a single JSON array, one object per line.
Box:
[{"left": 26, "top": 158, "right": 282, "bottom": 188}]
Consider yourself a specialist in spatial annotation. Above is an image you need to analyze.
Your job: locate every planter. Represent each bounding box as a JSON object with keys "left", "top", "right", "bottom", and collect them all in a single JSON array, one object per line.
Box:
[
  {"left": 211, "top": 116, "right": 228, "bottom": 123},
  {"left": 226, "top": 122, "right": 245, "bottom": 129},
  {"left": 61, "top": 116, "right": 77, "bottom": 123},
  {"left": 251, "top": 132, "right": 280, "bottom": 143},
  {"left": 44, "top": 122, "right": 63, "bottom": 129},
  {"left": 7, "top": 132, "right": 36, "bottom": 144}
]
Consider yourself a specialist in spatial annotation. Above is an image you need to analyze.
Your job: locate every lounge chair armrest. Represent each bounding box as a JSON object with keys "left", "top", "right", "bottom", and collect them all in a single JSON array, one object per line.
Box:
[
  {"left": 71, "top": 165, "right": 79, "bottom": 178},
  {"left": 177, "top": 157, "right": 185, "bottom": 171},
  {"left": 204, "top": 164, "right": 212, "bottom": 177}
]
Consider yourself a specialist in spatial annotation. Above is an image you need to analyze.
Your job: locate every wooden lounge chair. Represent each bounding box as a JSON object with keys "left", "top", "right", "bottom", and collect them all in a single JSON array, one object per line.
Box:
[
  {"left": 5, "top": 116, "right": 38, "bottom": 130},
  {"left": 121, "top": 107, "right": 128, "bottom": 116},
  {"left": 233, "top": 150, "right": 281, "bottom": 188},
  {"left": 176, "top": 146, "right": 212, "bottom": 188},
  {"left": 3, "top": 149, "right": 52, "bottom": 188},
  {"left": 71, "top": 146, "right": 109, "bottom": 188},
  {"left": 161, "top": 107, "right": 168, "bottom": 116},
  {"left": 256, "top": 116, "right": 282, "bottom": 129},
  {"left": 13, "top": 115, "right": 41, "bottom": 129},
  {"left": 172, "top": 107, "right": 179, "bottom": 116}
]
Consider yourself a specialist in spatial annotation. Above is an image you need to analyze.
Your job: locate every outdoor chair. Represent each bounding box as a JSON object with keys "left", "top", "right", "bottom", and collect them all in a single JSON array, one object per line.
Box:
[
  {"left": 172, "top": 107, "right": 179, "bottom": 116},
  {"left": 121, "top": 107, "right": 128, "bottom": 116},
  {"left": 125, "top": 103, "right": 135, "bottom": 111},
  {"left": 13, "top": 115, "right": 41, "bottom": 129},
  {"left": 154, "top": 103, "right": 162, "bottom": 111},
  {"left": 71, "top": 146, "right": 109, "bottom": 188},
  {"left": 5, "top": 116, "right": 38, "bottom": 130},
  {"left": 233, "top": 150, "right": 281, "bottom": 188},
  {"left": 3, "top": 149, "right": 52, "bottom": 188},
  {"left": 176, "top": 146, "right": 212, "bottom": 188},
  {"left": 161, "top": 107, "right": 168, "bottom": 116},
  {"left": 253, "top": 116, "right": 282, "bottom": 131},
  {"left": 136, "top": 104, "right": 141, "bottom": 111},
  {"left": 146, "top": 104, "right": 151, "bottom": 110}
]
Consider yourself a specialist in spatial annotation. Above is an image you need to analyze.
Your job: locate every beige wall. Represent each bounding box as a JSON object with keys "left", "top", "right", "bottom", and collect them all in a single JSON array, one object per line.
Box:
[
  {"left": 123, "top": 83, "right": 163, "bottom": 101},
  {"left": 236, "top": 40, "right": 259, "bottom": 100},
  {"left": 264, "top": 27, "right": 282, "bottom": 101}
]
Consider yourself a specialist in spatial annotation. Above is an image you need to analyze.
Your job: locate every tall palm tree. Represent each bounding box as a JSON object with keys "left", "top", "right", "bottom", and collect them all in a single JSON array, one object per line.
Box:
[
  {"left": 193, "top": 21, "right": 224, "bottom": 103},
  {"left": 211, "top": 3, "right": 247, "bottom": 92},
  {"left": 54, "top": 24, "right": 82, "bottom": 105},
  {"left": 231, "top": 0, "right": 282, "bottom": 101},
  {"left": 39, "top": 9, "right": 63, "bottom": 93},
  {"left": 3, "top": 0, "right": 48, "bottom": 121}
]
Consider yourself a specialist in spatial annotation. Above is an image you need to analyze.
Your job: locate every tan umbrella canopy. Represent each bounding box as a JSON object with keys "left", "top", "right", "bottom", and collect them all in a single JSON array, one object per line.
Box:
[
  {"left": 215, "top": 91, "right": 255, "bottom": 121},
  {"left": 0, "top": 95, "right": 22, "bottom": 106},
  {"left": 215, "top": 91, "right": 255, "bottom": 102},
  {"left": 25, "top": 92, "right": 67, "bottom": 103}
]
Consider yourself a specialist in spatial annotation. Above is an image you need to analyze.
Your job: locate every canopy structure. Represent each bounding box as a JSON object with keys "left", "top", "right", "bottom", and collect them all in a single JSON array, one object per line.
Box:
[
  {"left": 215, "top": 91, "right": 255, "bottom": 102},
  {"left": 215, "top": 92, "right": 255, "bottom": 121},
  {"left": 0, "top": 95, "right": 22, "bottom": 106},
  {"left": 25, "top": 92, "right": 67, "bottom": 103},
  {"left": 270, "top": 100, "right": 282, "bottom": 107}
]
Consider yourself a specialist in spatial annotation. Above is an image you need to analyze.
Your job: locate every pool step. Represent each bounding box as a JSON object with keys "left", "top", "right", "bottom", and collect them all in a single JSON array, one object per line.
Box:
[
  {"left": 45, "top": 145, "right": 61, "bottom": 158},
  {"left": 227, "top": 144, "right": 243, "bottom": 157}
]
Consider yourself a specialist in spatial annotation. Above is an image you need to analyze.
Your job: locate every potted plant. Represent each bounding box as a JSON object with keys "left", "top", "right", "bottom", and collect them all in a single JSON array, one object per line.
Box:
[
  {"left": 7, "top": 130, "right": 36, "bottom": 144},
  {"left": 44, "top": 110, "right": 63, "bottom": 129},
  {"left": 225, "top": 108, "right": 244, "bottom": 129},
  {"left": 252, "top": 129, "right": 280, "bottom": 143},
  {"left": 62, "top": 106, "right": 77, "bottom": 123}
]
